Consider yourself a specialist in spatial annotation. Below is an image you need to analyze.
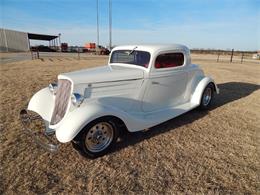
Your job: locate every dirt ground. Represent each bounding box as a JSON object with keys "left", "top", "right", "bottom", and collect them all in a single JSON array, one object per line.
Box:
[{"left": 0, "top": 53, "right": 259, "bottom": 194}]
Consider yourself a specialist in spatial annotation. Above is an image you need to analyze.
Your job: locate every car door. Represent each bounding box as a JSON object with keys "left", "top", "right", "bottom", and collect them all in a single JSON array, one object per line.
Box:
[{"left": 142, "top": 52, "right": 188, "bottom": 112}]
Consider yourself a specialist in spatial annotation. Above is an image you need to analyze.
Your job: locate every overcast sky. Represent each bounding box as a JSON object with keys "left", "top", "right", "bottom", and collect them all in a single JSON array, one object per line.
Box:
[{"left": 1, "top": 0, "right": 259, "bottom": 50}]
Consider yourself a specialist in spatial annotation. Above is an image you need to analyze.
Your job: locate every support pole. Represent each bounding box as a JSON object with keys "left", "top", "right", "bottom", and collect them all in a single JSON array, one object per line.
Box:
[
  {"left": 96, "top": 0, "right": 99, "bottom": 52},
  {"left": 109, "top": 0, "right": 112, "bottom": 50},
  {"left": 55, "top": 38, "right": 58, "bottom": 51},
  {"left": 58, "top": 33, "right": 61, "bottom": 52},
  {"left": 37, "top": 48, "right": 39, "bottom": 59}
]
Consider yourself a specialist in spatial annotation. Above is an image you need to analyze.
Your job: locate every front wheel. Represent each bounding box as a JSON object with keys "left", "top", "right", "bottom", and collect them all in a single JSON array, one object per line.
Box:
[
  {"left": 199, "top": 83, "right": 214, "bottom": 110},
  {"left": 74, "top": 117, "right": 119, "bottom": 158}
]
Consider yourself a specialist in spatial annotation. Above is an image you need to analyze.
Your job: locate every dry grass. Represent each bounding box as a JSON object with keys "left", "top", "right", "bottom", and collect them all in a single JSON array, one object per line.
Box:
[{"left": 0, "top": 54, "right": 259, "bottom": 194}]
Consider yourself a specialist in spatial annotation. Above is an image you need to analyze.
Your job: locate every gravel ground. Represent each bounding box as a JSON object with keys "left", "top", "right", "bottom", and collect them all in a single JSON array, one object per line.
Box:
[{"left": 0, "top": 54, "right": 259, "bottom": 194}]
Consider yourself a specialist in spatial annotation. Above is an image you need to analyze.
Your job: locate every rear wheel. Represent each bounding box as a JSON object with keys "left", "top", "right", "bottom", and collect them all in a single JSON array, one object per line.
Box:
[
  {"left": 74, "top": 117, "right": 119, "bottom": 158},
  {"left": 199, "top": 83, "right": 214, "bottom": 110}
]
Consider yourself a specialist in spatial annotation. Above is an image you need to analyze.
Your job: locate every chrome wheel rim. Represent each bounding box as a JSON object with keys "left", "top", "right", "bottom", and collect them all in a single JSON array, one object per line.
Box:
[
  {"left": 85, "top": 122, "right": 114, "bottom": 153},
  {"left": 202, "top": 87, "right": 212, "bottom": 106}
]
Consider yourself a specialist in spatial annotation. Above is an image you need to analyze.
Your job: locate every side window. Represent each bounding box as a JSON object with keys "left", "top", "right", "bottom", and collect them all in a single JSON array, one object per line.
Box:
[{"left": 155, "top": 53, "right": 184, "bottom": 69}]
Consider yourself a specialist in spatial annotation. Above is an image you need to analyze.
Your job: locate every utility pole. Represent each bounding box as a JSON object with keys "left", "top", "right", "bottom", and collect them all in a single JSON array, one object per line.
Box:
[
  {"left": 96, "top": 0, "right": 99, "bottom": 51},
  {"left": 109, "top": 0, "right": 112, "bottom": 50}
]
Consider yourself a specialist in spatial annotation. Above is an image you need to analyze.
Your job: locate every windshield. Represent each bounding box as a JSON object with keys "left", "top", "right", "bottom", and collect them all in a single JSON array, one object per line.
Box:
[{"left": 110, "top": 50, "right": 151, "bottom": 68}]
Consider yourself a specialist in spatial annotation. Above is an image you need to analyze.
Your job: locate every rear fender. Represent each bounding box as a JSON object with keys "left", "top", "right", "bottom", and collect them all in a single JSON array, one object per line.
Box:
[{"left": 191, "top": 77, "right": 219, "bottom": 105}]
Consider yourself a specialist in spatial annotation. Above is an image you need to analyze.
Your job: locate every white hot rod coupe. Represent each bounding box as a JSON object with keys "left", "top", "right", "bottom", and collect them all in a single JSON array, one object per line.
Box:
[{"left": 20, "top": 44, "right": 219, "bottom": 158}]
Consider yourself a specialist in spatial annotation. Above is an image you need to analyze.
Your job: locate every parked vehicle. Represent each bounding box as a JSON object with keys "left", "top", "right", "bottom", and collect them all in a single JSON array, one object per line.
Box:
[
  {"left": 61, "top": 43, "right": 68, "bottom": 52},
  {"left": 252, "top": 53, "right": 260, "bottom": 60},
  {"left": 31, "top": 45, "right": 56, "bottom": 52},
  {"left": 97, "top": 46, "right": 110, "bottom": 55},
  {"left": 84, "top": 42, "right": 95, "bottom": 53},
  {"left": 20, "top": 44, "right": 219, "bottom": 158}
]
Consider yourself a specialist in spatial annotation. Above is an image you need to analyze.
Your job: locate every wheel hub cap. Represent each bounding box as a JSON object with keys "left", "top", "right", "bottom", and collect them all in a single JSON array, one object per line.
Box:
[
  {"left": 202, "top": 87, "right": 212, "bottom": 106},
  {"left": 85, "top": 122, "right": 114, "bottom": 153}
]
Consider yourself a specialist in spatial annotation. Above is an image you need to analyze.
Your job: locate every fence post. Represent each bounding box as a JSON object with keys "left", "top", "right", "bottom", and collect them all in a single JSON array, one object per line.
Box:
[
  {"left": 230, "top": 49, "right": 234, "bottom": 63},
  {"left": 241, "top": 53, "right": 244, "bottom": 64},
  {"left": 78, "top": 47, "right": 80, "bottom": 60},
  {"left": 217, "top": 50, "right": 220, "bottom": 62}
]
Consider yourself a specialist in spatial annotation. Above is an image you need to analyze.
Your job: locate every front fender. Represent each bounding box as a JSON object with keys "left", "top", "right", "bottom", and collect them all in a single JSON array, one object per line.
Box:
[
  {"left": 27, "top": 87, "right": 55, "bottom": 121},
  {"left": 191, "top": 76, "right": 219, "bottom": 105},
  {"left": 26, "top": 88, "right": 148, "bottom": 143},
  {"left": 55, "top": 102, "right": 130, "bottom": 143}
]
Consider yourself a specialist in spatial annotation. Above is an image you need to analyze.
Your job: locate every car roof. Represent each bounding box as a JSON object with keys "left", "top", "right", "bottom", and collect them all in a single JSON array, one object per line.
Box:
[{"left": 112, "top": 44, "right": 190, "bottom": 55}]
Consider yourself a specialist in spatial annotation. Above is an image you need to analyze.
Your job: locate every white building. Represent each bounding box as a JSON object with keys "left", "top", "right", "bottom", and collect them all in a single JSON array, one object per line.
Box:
[{"left": 0, "top": 28, "right": 59, "bottom": 52}]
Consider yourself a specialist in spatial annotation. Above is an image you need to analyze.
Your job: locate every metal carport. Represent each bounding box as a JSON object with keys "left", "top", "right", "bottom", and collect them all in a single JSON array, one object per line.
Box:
[{"left": 28, "top": 33, "right": 60, "bottom": 51}]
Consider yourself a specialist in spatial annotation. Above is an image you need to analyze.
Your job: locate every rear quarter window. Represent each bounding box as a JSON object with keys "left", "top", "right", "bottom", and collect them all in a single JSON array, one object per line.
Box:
[{"left": 155, "top": 53, "right": 184, "bottom": 69}]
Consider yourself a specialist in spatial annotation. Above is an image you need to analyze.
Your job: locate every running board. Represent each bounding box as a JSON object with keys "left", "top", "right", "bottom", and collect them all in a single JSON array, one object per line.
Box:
[{"left": 144, "top": 102, "right": 199, "bottom": 120}]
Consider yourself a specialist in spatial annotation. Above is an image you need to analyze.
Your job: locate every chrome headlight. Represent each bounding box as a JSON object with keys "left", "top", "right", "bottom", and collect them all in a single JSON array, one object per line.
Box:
[
  {"left": 49, "top": 83, "right": 58, "bottom": 94},
  {"left": 71, "top": 93, "right": 84, "bottom": 107}
]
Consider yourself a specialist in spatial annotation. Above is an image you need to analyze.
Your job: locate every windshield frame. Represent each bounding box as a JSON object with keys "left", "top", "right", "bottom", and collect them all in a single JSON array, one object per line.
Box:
[{"left": 109, "top": 49, "right": 151, "bottom": 69}]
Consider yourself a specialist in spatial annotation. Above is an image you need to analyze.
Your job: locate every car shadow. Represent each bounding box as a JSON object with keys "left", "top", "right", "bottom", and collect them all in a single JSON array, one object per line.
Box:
[{"left": 109, "top": 82, "right": 259, "bottom": 154}]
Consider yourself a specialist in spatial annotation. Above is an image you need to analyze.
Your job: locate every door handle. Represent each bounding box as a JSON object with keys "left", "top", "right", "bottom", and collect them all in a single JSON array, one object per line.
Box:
[{"left": 152, "top": 81, "right": 160, "bottom": 85}]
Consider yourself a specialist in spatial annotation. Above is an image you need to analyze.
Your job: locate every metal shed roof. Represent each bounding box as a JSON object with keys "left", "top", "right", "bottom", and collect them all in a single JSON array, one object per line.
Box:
[{"left": 28, "top": 33, "right": 58, "bottom": 41}]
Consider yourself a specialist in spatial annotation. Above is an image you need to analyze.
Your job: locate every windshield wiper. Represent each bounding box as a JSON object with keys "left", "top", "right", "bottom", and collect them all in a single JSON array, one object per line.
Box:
[{"left": 128, "top": 46, "right": 138, "bottom": 55}]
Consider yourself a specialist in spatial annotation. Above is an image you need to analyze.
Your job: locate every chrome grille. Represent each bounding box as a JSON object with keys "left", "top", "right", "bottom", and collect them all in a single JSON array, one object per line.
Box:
[{"left": 50, "top": 79, "right": 71, "bottom": 125}]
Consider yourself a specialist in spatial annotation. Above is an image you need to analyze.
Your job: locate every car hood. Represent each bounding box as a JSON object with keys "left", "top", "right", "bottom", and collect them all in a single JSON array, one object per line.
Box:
[{"left": 58, "top": 65, "right": 144, "bottom": 84}]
